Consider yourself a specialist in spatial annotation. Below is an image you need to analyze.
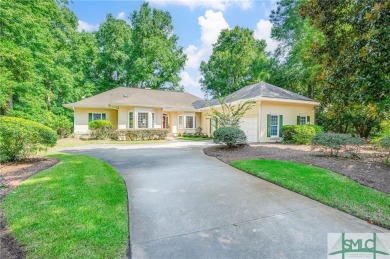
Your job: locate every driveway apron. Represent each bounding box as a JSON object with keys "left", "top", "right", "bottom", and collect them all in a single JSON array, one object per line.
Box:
[{"left": 63, "top": 142, "right": 387, "bottom": 259}]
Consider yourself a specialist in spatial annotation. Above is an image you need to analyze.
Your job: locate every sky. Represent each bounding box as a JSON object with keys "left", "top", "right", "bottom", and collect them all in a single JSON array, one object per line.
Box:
[{"left": 70, "top": 0, "right": 279, "bottom": 97}]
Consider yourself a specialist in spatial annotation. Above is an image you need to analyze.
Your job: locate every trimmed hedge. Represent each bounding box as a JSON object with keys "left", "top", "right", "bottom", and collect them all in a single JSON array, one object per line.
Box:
[
  {"left": 0, "top": 116, "right": 57, "bottom": 162},
  {"left": 311, "top": 132, "right": 364, "bottom": 157},
  {"left": 213, "top": 127, "right": 246, "bottom": 148},
  {"left": 88, "top": 120, "right": 113, "bottom": 140},
  {"left": 112, "top": 129, "right": 168, "bottom": 141},
  {"left": 282, "top": 125, "right": 323, "bottom": 145}
]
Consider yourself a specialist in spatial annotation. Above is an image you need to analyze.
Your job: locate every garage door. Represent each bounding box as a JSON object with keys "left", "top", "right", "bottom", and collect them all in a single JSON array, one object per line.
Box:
[{"left": 240, "top": 117, "right": 258, "bottom": 143}]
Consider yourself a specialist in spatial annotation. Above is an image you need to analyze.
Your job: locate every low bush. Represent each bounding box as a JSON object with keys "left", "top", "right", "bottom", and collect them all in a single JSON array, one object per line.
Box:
[
  {"left": 282, "top": 125, "right": 323, "bottom": 145},
  {"left": 112, "top": 129, "right": 168, "bottom": 141},
  {"left": 213, "top": 127, "right": 246, "bottom": 148},
  {"left": 88, "top": 120, "right": 113, "bottom": 140},
  {"left": 0, "top": 116, "right": 57, "bottom": 162},
  {"left": 311, "top": 132, "right": 364, "bottom": 157},
  {"left": 379, "top": 136, "right": 390, "bottom": 165}
]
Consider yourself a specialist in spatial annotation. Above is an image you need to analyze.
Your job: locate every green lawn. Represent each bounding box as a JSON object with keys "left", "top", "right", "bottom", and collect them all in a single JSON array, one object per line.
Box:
[
  {"left": 231, "top": 159, "right": 390, "bottom": 229},
  {"left": 52, "top": 138, "right": 168, "bottom": 149},
  {"left": 2, "top": 154, "right": 129, "bottom": 258},
  {"left": 176, "top": 137, "right": 211, "bottom": 141}
]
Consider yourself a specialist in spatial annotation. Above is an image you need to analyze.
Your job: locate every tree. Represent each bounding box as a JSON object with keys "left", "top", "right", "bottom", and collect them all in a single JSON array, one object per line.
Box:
[
  {"left": 300, "top": 0, "right": 390, "bottom": 137},
  {"left": 129, "top": 3, "right": 186, "bottom": 90},
  {"left": 208, "top": 97, "right": 254, "bottom": 128},
  {"left": 200, "top": 26, "right": 268, "bottom": 97},
  {"left": 95, "top": 14, "right": 132, "bottom": 92}
]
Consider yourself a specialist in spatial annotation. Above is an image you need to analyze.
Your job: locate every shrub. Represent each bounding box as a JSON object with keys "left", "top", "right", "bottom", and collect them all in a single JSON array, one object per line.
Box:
[
  {"left": 311, "top": 132, "right": 364, "bottom": 157},
  {"left": 213, "top": 127, "right": 246, "bottom": 148},
  {"left": 379, "top": 136, "right": 390, "bottom": 165},
  {"left": 88, "top": 120, "right": 113, "bottom": 140},
  {"left": 282, "top": 125, "right": 323, "bottom": 145},
  {"left": 0, "top": 116, "right": 58, "bottom": 162},
  {"left": 112, "top": 129, "right": 168, "bottom": 141}
]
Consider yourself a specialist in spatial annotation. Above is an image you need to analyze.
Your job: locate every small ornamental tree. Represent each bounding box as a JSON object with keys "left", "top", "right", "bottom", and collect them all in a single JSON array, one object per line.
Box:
[
  {"left": 0, "top": 116, "right": 57, "bottom": 162},
  {"left": 208, "top": 97, "right": 254, "bottom": 128}
]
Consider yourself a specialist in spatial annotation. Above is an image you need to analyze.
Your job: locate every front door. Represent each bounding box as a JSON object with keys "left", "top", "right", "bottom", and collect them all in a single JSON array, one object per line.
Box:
[{"left": 163, "top": 114, "right": 169, "bottom": 129}]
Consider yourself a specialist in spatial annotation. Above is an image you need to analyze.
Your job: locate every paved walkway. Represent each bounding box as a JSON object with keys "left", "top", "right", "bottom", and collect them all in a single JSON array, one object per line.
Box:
[{"left": 63, "top": 141, "right": 387, "bottom": 259}]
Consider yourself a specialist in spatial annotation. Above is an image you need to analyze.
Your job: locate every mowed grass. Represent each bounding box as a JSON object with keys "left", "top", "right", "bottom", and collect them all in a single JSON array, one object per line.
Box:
[
  {"left": 2, "top": 154, "right": 129, "bottom": 258},
  {"left": 231, "top": 159, "right": 390, "bottom": 229}
]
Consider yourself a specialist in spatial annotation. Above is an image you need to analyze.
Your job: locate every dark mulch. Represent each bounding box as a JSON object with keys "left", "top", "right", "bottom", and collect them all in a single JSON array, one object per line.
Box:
[
  {"left": 0, "top": 157, "right": 59, "bottom": 259},
  {"left": 204, "top": 143, "right": 389, "bottom": 194}
]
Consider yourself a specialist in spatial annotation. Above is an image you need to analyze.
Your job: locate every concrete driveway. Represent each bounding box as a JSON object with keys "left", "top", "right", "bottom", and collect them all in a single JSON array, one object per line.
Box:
[{"left": 64, "top": 141, "right": 387, "bottom": 259}]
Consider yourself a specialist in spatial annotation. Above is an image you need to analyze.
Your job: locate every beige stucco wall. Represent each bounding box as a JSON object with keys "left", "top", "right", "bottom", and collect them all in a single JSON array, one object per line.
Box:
[
  {"left": 117, "top": 106, "right": 164, "bottom": 129},
  {"left": 170, "top": 112, "right": 200, "bottom": 134},
  {"left": 74, "top": 108, "right": 118, "bottom": 134},
  {"left": 259, "top": 101, "right": 316, "bottom": 142}
]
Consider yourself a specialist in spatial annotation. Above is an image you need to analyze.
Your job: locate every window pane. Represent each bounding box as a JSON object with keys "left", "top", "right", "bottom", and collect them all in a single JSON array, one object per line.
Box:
[
  {"left": 186, "top": 116, "right": 194, "bottom": 129},
  {"left": 270, "top": 115, "right": 278, "bottom": 136},
  {"left": 300, "top": 116, "right": 306, "bottom": 125},
  {"left": 138, "top": 112, "right": 149, "bottom": 128},
  {"left": 129, "top": 112, "right": 134, "bottom": 128},
  {"left": 92, "top": 113, "right": 102, "bottom": 120}
]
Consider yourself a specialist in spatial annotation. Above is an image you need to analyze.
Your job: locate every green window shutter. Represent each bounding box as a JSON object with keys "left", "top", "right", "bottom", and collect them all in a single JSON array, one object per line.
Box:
[
  {"left": 297, "top": 116, "right": 300, "bottom": 125},
  {"left": 279, "top": 115, "right": 283, "bottom": 137},
  {"left": 307, "top": 116, "right": 310, "bottom": 124},
  {"left": 102, "top": 113, "right": 106, "bottom": 120},
  {"left": 267, "top": 114, "right": 271, "bottom": 137},
  {"left": 88, "top": 113, "right": 92, "bottom": 122}
]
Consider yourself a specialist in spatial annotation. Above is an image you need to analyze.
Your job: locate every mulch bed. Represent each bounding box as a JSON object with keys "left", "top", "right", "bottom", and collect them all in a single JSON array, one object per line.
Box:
[
  {"left": 0, "top": 157, "right": 59, "bottom": 259},
  {"left": 204, "top": 143, "right": 389, "bottom": 194}
]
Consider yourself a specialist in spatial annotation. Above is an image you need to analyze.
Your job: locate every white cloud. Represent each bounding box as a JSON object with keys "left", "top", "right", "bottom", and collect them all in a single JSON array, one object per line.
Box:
[
  {"left": 116, "top": 12, "right": 126, "bottom": 20},
  {"left": 77, "top": 20, "right": 99, "bottom": 32},
  {"left": 180, "top": 10, "right": 229, "bottom": 96},
  {"left": 148, "top": 0, "right": 253, "bottom": 11},
  {"left": 254, "top": 19, "right": 278, "bottom": 53}
]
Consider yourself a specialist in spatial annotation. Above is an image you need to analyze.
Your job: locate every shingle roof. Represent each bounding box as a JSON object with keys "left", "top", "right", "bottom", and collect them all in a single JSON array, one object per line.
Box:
[
  {"left": 194, "top": 82, "right": 315, "bottom": 109},
  {"left": 63, "top": 87, "right": 201, "bottom": 111},
  {"left": 63, "top": 82, "right": 316, "bottom": 111}
]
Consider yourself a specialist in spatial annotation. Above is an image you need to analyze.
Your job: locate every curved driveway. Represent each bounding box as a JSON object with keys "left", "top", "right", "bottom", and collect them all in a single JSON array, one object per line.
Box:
[{"left": 63, "top": 141, "right": 387, "bottom": 259}]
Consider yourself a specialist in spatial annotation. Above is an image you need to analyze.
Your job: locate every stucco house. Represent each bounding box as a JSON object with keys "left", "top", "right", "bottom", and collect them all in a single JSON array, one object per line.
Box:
[{"left": 63, "top": 82, "right": 319, "bottom": 142}]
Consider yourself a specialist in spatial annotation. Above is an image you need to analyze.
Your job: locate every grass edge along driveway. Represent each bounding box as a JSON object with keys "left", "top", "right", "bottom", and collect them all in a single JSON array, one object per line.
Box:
[
  {"left": 2, "top": 153, "right": 129, "bottom": 258},
  {"left": 231, "top": 159, "right": 390, "bottom": 230}
]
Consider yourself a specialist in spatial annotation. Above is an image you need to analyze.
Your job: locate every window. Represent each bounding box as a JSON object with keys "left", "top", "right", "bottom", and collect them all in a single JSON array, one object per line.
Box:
[
  {"left": 300, "top": 116, "right": 307, "bottom": 125},
  {"left": 129, "top": 112, "right": 134, "bottom": 128},
  {"left": 178, "top": 116, "right": 183, "bottom": 129},
  {"left": 270, "top": 115, "right": 279, "bottom": 137},
  {"left": 185, "top": 116, "right": 194, "bottom": 129},
  {"left": 89, "top": 113, "right": 106, "bottom": 122},
  {"left": 138, "top": 112, "right": 149, "bottom": 128}
]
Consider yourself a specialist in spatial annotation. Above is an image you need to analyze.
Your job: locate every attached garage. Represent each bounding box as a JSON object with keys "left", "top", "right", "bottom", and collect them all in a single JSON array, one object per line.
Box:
[{"left": 240, "top": 117, "right": 258, "bottom": 143}]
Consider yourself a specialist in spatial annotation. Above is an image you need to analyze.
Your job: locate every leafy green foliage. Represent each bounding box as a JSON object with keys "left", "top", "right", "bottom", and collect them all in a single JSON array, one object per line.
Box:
[
  {"left": 200, "top": 26, "right": 268, "bottom": 97},
  {"left": 231, "top": 159, "right": 390, "bottom": 229},
  {"left": 282, "top": 125, "right": 323, "bottom": 144},
  {"left": 129, "top": 3, "right": 186, "bottom": 90},
  {"left": 88, "top": 120, "right": 114, "bottom": 140},
  {"left": 311, "top": 133, "right": 364, "bottom": 157},
  {"left": 0, "top": 116, "right": 57, "bottom": 162},
  {"left": 213, "top": 127, "right": 247, "bottom": 148},
  {"left": 113, "top": 129, "right": 168, "bottom": 141},
  {"left": 300, "top": 0, "right": 390, "bottom": 137},
  {"left": 2, "top": 154, "right": 128, "bottom": 258},
  {"left": 379, "top": 136, "right": 390, "bottom": 164},
  {"left": 208, "top": 97, "right": 254, "bottom": 128}
]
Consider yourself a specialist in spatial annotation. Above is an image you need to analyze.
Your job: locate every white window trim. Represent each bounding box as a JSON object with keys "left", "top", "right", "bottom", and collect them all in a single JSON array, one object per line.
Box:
[
  {"left": 137, "top": 111, "right": 151, "bottom": 129},
  {"left": 178, "top": 115, "right": 183, "bottom": 129},
  {"left": 184, "top": 115, "right": 195, "bottom": 129},
  {"left": 270, "top": 114, "right": 279, "bottom": 137},
  {"left": 128, "top": 110, "right": 135, "bottom": 129},
  {"left": 91, "top": 113, "right": 104, "bottom": 121}
]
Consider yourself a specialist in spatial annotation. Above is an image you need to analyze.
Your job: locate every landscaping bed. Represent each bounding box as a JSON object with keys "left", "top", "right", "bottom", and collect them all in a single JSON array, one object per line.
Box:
[{"left": 204, "top": 143, "right": 389, "bottom": 193}]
